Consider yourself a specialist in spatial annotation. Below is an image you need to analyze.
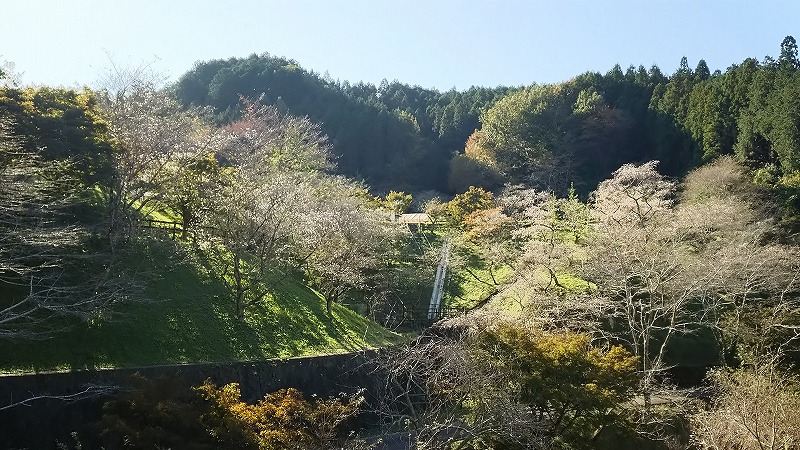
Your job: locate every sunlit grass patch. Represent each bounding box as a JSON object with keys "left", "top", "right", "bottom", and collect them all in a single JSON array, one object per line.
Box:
[{"left": 0, "top": 235, "right": 402, "bottom": 373}]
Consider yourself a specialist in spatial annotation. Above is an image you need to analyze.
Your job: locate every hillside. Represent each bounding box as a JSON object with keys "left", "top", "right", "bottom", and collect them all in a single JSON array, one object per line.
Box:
[
  {"left": 0, "top": 235, "right": 403, "bottom": 373},
  {"left": 175, "top": 55, "right": 512, "bottom": 194},
  {"left": 4, "top": 32, "right": 800, "bottom": 450},
  {"left": 175, "top": 37, "right": 800, "bottom": 221},
  {"left": 0, "top": 83, "right": 409, "bottom": 374},
  {"left": 5, "top": 36, "right": 800, "bottom": 373}
]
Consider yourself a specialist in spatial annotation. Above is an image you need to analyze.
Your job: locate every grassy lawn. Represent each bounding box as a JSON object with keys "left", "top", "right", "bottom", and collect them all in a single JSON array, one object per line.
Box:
[
  {"left": 457, "top": 266, "right": 596, "bottom": 321},
  {"left": 0, "top": 235, "right": 403, "bottom": 373},
  {"left": 445, "top": 250, "right": 513, "bottom": 310}
]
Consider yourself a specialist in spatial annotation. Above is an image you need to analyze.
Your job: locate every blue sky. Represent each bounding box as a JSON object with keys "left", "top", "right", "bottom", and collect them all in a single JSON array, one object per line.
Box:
[{"left": 2, "top": 0, "right": 799, "bottom": 90}]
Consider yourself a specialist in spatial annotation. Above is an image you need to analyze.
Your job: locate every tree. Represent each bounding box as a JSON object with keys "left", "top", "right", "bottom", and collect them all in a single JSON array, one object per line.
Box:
[
  {"left": 382, "top": 190, "right": 413, "bottom": 215},
  {"left": 508, "top": 186, "right": 588, "bottom": 290},
  {"left": 202, "top": 171, "right": 306, "bottom": 318},
  {"left": 98, "top": 74, "right": 212, "bottom": 249},
  {"left": 422, "top": 196, "right": 447, "bottom": 227},
  {"left": 685, "top": 79, "right": 729, "bottom": 161},
  {"left": 447, "top": 153, "right": 501, "bottom": 193},
  {"left": 200, "top": 100, "right": 334, "bottom": 318},
  {"left": 0, "top": 60, "right": 19, "bottom": 86},
  {"left": 97, "top": 374, "right": 218, "bottom": 449},
  {"left": 479, "top": 326, "right": 638, "bottom": 446},
  {"left": 457, "top": 206, "right": 518, "bottom": 291},
  {"left": 590, "top": 160, "right": 674, "bottom": 229},
  {"left": 648, "top": 59, "right": 702, "bottom": 172},
  {"left": 448, "top": 129, "right": 504, "bottom": 193},
  {"left": 158, "top": 152, "right": 223, "bottom": 239},
  {"left": 695, "top": 59, "right": 711, "bottom": 81},
  {"left": 445, "top": 185, "right": 495, "bottom": 226},
  {"left": 379, "top": 324, "right": 638, "bottom": 449},
  {"left": 196, "top": 381, "right": 364, "bottom": 450},
  {"left": 0, "top": 86, "right": 114, "bottom": 185},
  {"left": 767, "top": 72, "right": 800, "bottom": 173},
  {"left": 0, "top": 110, "right": 133, "bottom": 339},
  {"left": 583, "top": 159, "right": 799, "bottom": 408},
  {"left": 294, "top": 178, "right": 401, "bottom": 315},
  {"left": 380, "top": 329, "right": 544, "bottom": 449},
  {"left": 98, "top": 376, "right": 365, "bottom": 450},
  {"left": 779, "top": 35, "right": 799, "bottom": 71},
  {"left": 691, "top": 364, "right": 800, "bottom": 450},
  {"left": 478, "top": 84, "right": 573, "bottom": 182}
]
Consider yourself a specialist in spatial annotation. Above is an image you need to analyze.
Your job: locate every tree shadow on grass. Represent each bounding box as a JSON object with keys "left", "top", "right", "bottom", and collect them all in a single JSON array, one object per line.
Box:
[{"left": 0, "top": 238, "right": 400, "bottom": 372}]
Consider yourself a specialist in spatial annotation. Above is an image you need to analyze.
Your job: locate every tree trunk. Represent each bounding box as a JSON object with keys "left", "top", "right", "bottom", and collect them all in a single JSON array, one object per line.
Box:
[
  {"left": 233, "top": 253, "right": 245, "bottom": 319},
  {"left": 180, "top": 204, "right": 191, "bottom": 240}
]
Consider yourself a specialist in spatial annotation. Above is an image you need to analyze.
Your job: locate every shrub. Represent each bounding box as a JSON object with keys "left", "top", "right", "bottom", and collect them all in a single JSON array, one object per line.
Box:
[{"left": 195, "top": 380, "right": 363, "bottom": 450}]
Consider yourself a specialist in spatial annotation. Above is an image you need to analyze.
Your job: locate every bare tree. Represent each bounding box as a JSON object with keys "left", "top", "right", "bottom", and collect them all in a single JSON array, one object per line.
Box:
[
  {"left": 479, "top": 185, "right": 590, "bottom": 293},
  {"left": 377, "top": 330, "right": 544, "bottom": 450},
  {"left": 97, "top": 71, "right": 213, "bottom": 249},
  {"left": 201, "top": 171, "right": 308, "bottom": 318},
  {"left": 218, "top": 98, "right": 332, "bottom": 175},
  {"left": 452, "top": 206, "right": 517, "bottom": 291},
  {"left": 517, "top": 193, "right": 577, "bottom": 290},
  {"left": 677, "top": 157, "right": 800, "bottom": 365},
  {"left": 0, "top": 114, "right": 136, "bottom": 339},
  {"left": 591, "top": 160, "right": 674, "bottom": 227},
  {"left": 199, "top": 100, "right": 335, "bottom": 318},
  {"left": 691, "top": 363, "right": 800, "bottom": 450},
  {"left": 294, "top": 177, "right": 402, "bottom": 315},
  {"left": 526, "top": 148, "right": 582, "bottom": 195},
  {"left": 582, "top": 160, "right": 800, "bottom": 409}
]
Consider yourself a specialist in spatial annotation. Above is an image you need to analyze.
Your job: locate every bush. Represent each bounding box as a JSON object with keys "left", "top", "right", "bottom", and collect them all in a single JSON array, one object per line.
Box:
[
  {"left": 95, "top": 375, "right": 364, "bottom": 450},
  {"left": 691, "top": 364, "right": 800, "bottom": 450},
  {"left": 96, "top": 374, "right": 218, "bottom": 449},
  {"left": 195, "top": 380, "right": 364, "bottom": 450}
]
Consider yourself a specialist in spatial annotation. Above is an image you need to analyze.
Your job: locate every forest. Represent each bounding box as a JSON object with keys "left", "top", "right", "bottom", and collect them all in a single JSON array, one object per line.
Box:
[{"left": 1, "top": 36, "right": 800, "bottom": 449}]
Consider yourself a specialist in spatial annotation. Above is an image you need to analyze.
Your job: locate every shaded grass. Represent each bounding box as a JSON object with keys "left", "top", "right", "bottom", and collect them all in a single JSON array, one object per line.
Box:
[{"left": 0, "top": 235, "right": 403, "bottom": 373}]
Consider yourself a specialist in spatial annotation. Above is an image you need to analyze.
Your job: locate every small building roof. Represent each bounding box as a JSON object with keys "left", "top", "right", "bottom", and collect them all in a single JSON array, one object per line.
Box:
[{"left": 397, "top": 213, "right": 432, "bottom": 224}]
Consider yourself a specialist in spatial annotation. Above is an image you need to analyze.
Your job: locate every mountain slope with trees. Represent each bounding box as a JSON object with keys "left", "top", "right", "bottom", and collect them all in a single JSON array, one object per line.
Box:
[
  {"left": 3, "top": 36, "right": 800, "bottom": 449},
  {"left": 0, "top": 72, "right": 412, "bottom": 372},
  {"left": 174, "top": 54, "right": 512, "bottom": 193},
  {"left": 176, "top": 37, "right": 800, "bottom": 226}
]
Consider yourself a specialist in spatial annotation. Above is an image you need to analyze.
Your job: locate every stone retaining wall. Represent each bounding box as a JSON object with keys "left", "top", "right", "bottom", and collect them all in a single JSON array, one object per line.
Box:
[{"left": 0, "top": 351, "right": 382, "bottom": 449}]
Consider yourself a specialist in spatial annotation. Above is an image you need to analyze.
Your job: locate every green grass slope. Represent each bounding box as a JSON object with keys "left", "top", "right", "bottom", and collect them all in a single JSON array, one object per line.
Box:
[
  {"left": 445, "top": 253, "right": 513, "bottom": 310},
  {"left": 0, "top": 236, "right": 403, "bottom": 373}
]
